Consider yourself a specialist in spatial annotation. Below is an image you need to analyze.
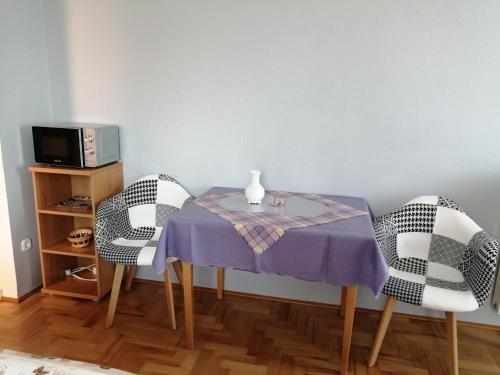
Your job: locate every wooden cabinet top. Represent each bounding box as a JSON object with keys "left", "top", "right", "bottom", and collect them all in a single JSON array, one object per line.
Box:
[{"left": 28, "top": 161, "right": 123, "bottom": 176}]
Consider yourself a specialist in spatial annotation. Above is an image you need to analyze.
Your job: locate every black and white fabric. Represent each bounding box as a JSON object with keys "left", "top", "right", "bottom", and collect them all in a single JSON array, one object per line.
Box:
[
  {"left": 374, "top": 196, "right": 499, "bottom": 312},
  {"left": 95, "top": 174, "right": 192, "bottom": 266}
]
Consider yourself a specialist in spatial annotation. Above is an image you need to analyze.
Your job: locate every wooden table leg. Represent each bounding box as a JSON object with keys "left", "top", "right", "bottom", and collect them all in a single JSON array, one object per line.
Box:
[
  {"left": 182, "top": 261, "right": 194, "bottom": 349},
  {"left": 340, "top": 286, "right": 347, "bottom": 318},
  {"left": 172, "top": 260, "right": 183, "bottom": 287},
  {"left": 217, "top": 267, "right": 224, "bottom": 300},
  {"left": 164, "top": 265, "right": 176, "bottom": 330},
  {"left": 341, "top": 286, "right": 357, "bottom": 375}
]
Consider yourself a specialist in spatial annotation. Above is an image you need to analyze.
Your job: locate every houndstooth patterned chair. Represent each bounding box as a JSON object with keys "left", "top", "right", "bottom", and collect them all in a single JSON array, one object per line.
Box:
[
  {"left": 367, "top": 196, "right": 499, "bottom": 375},
  {"left": 96, "top": 174, "right": 193, "bottom": 330}
]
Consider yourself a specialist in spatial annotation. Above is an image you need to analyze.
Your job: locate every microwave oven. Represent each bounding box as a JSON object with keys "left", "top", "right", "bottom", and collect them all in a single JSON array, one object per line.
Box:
[{"left": 32, "top": 124, "right": 120, "bottom": 168}]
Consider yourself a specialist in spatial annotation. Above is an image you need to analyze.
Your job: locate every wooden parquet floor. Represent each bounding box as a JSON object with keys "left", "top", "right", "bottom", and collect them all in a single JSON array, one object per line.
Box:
[{"left": 0, "top": 283, "right": 499, "bottom": 374}]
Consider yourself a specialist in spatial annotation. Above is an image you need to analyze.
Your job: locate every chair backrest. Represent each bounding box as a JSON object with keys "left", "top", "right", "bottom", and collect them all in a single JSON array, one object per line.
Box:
[
  {"left": 123, "top": 174, "right": 192, "bottom": 229},
  {"left": 374, "top": 195, "right": 499, "bottom": 307},
  {"left": 381, "top": 195, "right": 478, "bottom": 263}
]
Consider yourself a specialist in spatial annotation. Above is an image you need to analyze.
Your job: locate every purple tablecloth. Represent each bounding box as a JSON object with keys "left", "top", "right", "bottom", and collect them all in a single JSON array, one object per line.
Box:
[{"left": 154, "top": 187, "right": 389, "bottom": 296}]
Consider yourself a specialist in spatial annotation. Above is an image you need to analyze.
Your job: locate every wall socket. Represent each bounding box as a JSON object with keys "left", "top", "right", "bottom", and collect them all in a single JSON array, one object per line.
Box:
[{"left": 20, "top": 238, "right": 32, "bottom": 252}]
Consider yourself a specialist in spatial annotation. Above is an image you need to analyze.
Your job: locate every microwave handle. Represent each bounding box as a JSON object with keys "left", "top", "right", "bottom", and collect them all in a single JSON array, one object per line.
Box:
[{"left": 77, "top": 128, "right": 84, "bottom": 167}]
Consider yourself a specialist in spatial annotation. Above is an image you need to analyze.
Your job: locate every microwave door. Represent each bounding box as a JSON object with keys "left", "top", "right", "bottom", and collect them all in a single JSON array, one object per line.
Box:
[{"left": 32, "top": 127, "right": 84, "bottom": 167}]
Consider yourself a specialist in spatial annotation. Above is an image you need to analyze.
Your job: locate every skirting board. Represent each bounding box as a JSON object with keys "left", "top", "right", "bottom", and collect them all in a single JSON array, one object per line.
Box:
[
  {"left": 134, "top": 277, "right": 500, "bottom": 332},
  {"left": 0, "top": 285, "right": 42, "bottom": 304}
]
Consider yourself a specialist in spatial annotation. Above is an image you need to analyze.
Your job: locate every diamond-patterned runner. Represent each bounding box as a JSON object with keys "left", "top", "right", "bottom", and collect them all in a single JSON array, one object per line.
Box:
[{"left": 194, "top": 191, "right": 368, "bottom": 254}]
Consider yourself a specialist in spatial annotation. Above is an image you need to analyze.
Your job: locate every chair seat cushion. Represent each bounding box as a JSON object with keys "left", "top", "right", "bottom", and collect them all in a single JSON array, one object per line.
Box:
[
  {"left": 101, "top": 227, "right": 177, "bottom": 266},
  {"left": 421, "top": 285, "right": 478, "bottom": 312},
  {"left": 111, "top": 237, "right": 156, "bottom": 266},
  {"left": 383, "top": 263, "right": 479, "bottom": 312}
]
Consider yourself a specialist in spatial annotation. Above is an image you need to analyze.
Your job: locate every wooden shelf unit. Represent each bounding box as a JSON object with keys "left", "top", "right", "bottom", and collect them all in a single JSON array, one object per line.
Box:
[{"left": 29, "top": 162, "right": 123, "bottom": 301}]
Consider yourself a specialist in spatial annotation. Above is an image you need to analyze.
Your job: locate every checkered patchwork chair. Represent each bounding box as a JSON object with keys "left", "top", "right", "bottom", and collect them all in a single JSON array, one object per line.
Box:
[
  {"left": 96, "top": 174, "right": 193, "bottom": 330},
  {"left": 367, "top": 196, "right": 499, "bottom": 374}
]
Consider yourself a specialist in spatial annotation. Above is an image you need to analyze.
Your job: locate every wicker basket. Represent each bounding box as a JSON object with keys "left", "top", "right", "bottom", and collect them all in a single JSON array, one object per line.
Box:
[{"left": 67, "top": 228, "right": 93, "bottom": 248}]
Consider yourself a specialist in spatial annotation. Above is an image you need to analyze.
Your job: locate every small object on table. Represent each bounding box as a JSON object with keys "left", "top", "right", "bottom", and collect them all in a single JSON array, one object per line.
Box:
[
  {"left": 268, "top": 195, "right": 285, "bottom": 207},
  {"left": 53, "top": 195, "right": 92, "bottom": 211},
  {"left": 67, "top": 228, "right": 93, "bottom": 248},
  {"left": 245, "top": 170, "right": 265, "bottom": 204}
]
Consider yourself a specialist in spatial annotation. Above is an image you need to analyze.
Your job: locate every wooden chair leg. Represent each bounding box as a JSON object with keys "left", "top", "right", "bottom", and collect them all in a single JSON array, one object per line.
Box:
[
  {"left": 172, "top": 260, "right": 183, "bottom": 287},
  {"left": 217, "top": 267, "right": 224, "bottom": 300},
  {"left": 368, "top": 296, "right": 397, "bottom": 367},
  {"left": 340, "top": 286, "right": 347, "bottom": 318},
  {"left": 164, "top": 265, "right": 176, "bottom": 330},
  {"left": 105, "top": 264, "right": 125, "bottom": 328},
  {"left": 446, "top": 311, "right": 459, "bottom": 375},
  {"left": 125, "top": 266, "right": 137, "bottom": 292}
]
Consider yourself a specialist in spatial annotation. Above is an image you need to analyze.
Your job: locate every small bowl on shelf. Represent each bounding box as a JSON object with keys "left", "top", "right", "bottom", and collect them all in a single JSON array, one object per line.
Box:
[{"left": 67, "top": 228, "right": 93, "bottom": 248}]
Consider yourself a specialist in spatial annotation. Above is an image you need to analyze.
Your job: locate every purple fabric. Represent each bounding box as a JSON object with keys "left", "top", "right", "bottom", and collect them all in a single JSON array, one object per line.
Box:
[
  {"left": 154, "top": 187, "right": 389, "bottom": 296},
  {"left": 194, "top": 190, "right": 369, "bottom": 254}
]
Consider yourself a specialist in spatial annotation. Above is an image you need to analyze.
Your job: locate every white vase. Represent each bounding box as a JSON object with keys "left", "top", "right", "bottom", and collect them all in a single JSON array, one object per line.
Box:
[{"left": 245, "top": 170, "right": 265, "bottom": 205}]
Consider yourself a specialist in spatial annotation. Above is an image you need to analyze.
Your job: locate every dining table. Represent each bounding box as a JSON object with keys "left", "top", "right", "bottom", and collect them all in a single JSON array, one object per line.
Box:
[{"left": 154, "top": 187, "right": 389, "bottom": 375}]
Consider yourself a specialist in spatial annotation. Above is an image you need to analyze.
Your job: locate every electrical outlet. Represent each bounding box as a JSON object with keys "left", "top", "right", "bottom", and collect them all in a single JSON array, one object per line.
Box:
[{"left": 20, "top": 238, "right": 32, "bottom": 252}]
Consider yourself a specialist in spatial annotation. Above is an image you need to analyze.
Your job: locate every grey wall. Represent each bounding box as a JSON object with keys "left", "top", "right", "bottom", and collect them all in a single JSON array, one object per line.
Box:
[
  {"left": 0, "top": 142, "right": 18, "bottom": 298},
  {"left": 33, "top": 0, "right": 500, "bottom": 325},
  {"left": 0, "top": 0, "right": 52, "bottom": 297}
]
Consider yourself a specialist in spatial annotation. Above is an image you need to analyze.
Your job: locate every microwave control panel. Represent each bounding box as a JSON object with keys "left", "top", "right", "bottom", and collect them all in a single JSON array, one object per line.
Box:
[
  {"left": 82, "top": 125, "right": 120, "bottom": 167},
  {"left": 83, "top": 128, "right": 97, "bottom": 167}
]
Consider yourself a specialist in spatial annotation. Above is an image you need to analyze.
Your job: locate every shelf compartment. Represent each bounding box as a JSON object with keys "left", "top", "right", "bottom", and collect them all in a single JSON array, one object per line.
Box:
[
  {"left": 43, "top": 277, "right": 98, "bottom": 301},
  {"left": 42, "top": 239, "right": 96, "bottom": 258},
  {"left": 38, "top": 213, "right": 94, "bottom": 250},
  {"left": 32, "top": 172, "right": 92, "bottom": 212},
  {"left": 41, "top": 253, "right": 98, "bottom": 300}
]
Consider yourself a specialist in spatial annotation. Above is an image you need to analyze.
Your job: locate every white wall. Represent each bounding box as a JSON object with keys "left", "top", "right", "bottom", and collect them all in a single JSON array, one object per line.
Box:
[
  {"left": 0, "top": 0, "right": 52, "bottom": 297},
  {"left": 41, "top": 0, "right": 500, "bottom": 325},
  {"left": 0, "top": 143, "right": 18, "bottom": 299}
]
